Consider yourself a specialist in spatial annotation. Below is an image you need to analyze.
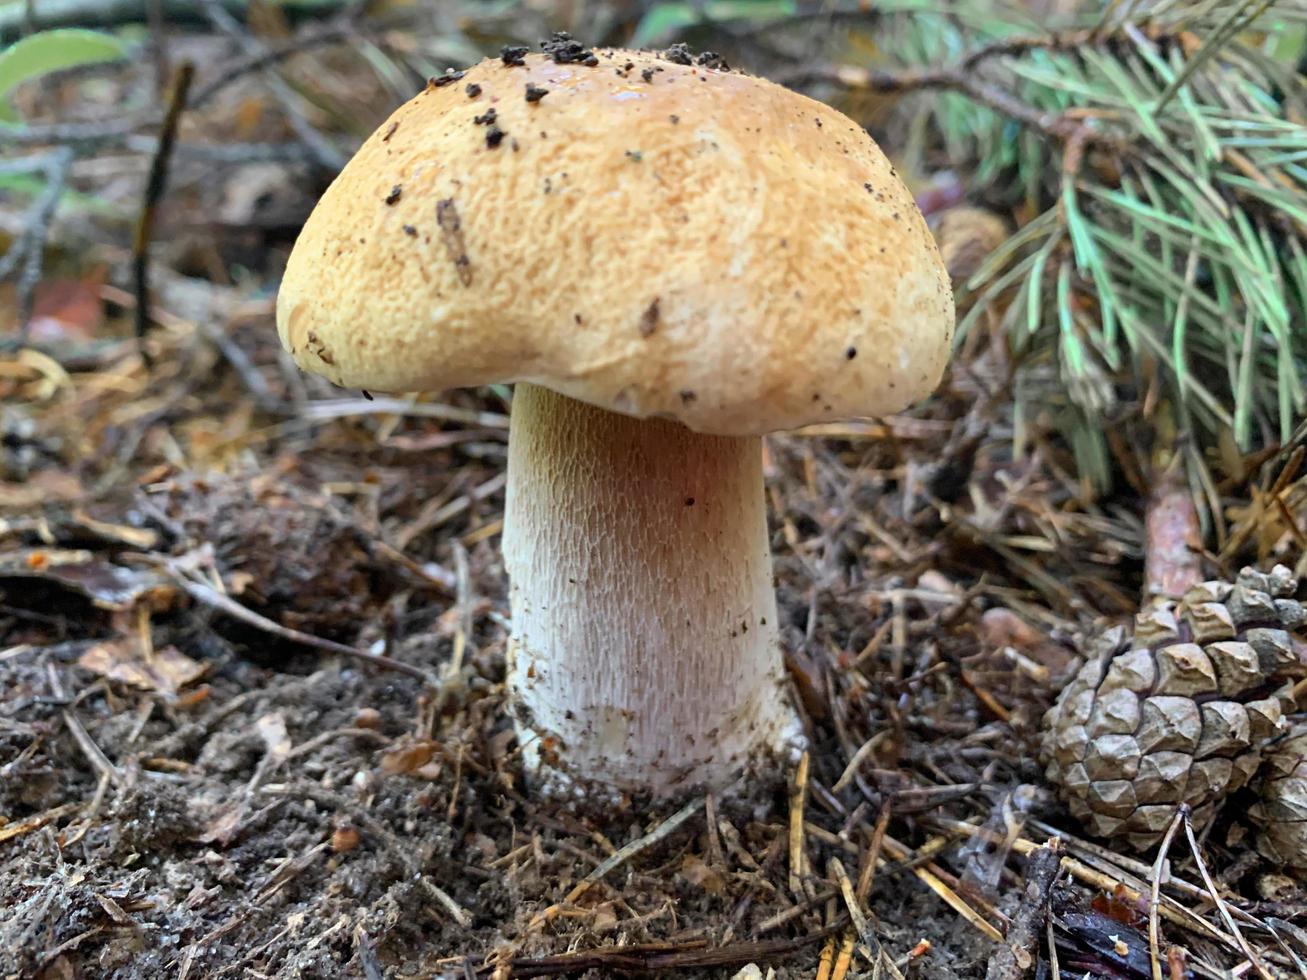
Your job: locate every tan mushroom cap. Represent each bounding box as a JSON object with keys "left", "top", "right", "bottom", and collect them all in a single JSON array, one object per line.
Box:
[{"left": 276, "top": 46, "right": 954, "bottom": 436}]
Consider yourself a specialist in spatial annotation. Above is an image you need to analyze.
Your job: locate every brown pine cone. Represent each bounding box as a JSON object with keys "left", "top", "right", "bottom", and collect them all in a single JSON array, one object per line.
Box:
[
  {"left": 931, "top": 206, "right": 1010, "bottom": 286},
  {"left": 1040, "top": 565, "right": 1305, "bottom": 851},
  {"left": 1249, "top": 727, "right": 1307, "bottom": 871}
]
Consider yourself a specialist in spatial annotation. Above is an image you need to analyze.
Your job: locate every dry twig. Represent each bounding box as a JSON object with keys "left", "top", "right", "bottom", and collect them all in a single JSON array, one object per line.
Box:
[{"left": 985, "top": 838, "right": 1060, "bottom": 980}]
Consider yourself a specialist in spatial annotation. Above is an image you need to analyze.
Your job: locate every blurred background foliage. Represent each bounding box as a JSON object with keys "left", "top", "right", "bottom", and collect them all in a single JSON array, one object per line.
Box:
[{"left": 2, "top": 0, "right": 1306, "bottom": 512}]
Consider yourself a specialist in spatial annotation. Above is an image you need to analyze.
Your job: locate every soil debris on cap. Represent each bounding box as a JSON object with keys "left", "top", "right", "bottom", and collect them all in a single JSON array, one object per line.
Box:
[
  {"left": 305, "top": 330, "right": 334, "bottom": 365},
  {"left": 525, "top": 84, "right": 549, "bottom": 103},
  {"left": 641, "top": 67, "right": 655, "bottom": 83},
  {"left": 465, "top": 83, "right": 482, "bottom": 98},
  {"left": 429, "top": 69, "right": 465, "bottom": 87},
  {"left": 639, "top": 298, "right": 660, "bottom": 337},
  {"left": 436, "top": 198, "right": 472, "bottom": 286},
  {"left": 663, "top": 43, "right": 694, "bottom": 66},
  {"left": 696, "top": 51, "right": 729, "bottom": 70},
  {"left": 485, "top": 126, "right": 506, "bottom": 149},
  {"left": 382, "top": 121, "right": 399, "bottom": 142},
  {"left": 384, "top": 185, "right": 402, "bottom": 206},
  {"left": 402, "top": 224, "right": 417, "bottom": 237},
  {"left": 540, "top": 32, "right": 598, "bottom": 66},
  {"left": 473, "top": 108, "right": 498, "bottom": 126},
  {"left": 500, "top": 45, "right": 529, "bottom": 67}
]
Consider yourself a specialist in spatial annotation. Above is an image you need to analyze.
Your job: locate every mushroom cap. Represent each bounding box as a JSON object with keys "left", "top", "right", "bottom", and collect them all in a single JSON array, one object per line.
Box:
[{"left": 276, "top": 46, "right": 954, "bottom": 436}]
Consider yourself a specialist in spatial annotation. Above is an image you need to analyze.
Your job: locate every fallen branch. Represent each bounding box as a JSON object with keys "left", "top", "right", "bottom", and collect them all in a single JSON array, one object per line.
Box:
[
  {"left": 0, "top": 0, "right": 348, "bottom": 38},
  {"left": 0, "top": 148, "right": 73, "bottom": 347},
  {"left": 477, "top": 931, "right": 838, "bottom": 978},
  {"left": 134, "top": 61, "right": 194, "bottom": 352},
  {"left": 156, "top": 560, "right": 436, "bottom": 685},
  {"left": 985, "top": 839, "right": 1061, "bottom": 980}
]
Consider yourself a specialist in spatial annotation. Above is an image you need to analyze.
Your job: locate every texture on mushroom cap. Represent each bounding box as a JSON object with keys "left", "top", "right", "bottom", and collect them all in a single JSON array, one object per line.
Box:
[{"left": 276, "top": 46, "right": 955, "bottom": 437}]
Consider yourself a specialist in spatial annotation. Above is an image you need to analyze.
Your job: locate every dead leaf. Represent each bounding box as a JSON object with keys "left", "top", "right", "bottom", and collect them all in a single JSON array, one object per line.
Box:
[
  {"left": 0, "top": 471, "right": 83, "bottom": 509},
  {"left": 379, "top": 738, "right": 436, "bottom": 774},
  {"left": 0, "top": 549, "right": 173, "bottom": 610},
  {"left": 591, "top": 902, "right": 618, "bottom": 933},
  {"left": 94, "top": 892, "right": 134, "bottom": 926},
  {"left": 678, "top": 853, "right": 726, "bottom": 896},
  {"left": 25, "top": 276, "right": 107, "bottom": 343},
  {"left": 199, "top": 800, "right": 281, "bottom": 847},
  {"left": 78, "top": 640, "right": 205, "bottom": 696}
]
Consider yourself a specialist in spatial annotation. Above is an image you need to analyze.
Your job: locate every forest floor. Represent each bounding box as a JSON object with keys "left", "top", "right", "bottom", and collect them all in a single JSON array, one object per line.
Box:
[{"left": 2, "top": 6, "right": 1306, "bottom": 979}]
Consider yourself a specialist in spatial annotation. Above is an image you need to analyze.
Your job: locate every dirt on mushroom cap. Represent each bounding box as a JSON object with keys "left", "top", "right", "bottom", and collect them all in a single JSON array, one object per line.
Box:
[{"left": 275, "top": 46, "right": 954, "bottom": 437}]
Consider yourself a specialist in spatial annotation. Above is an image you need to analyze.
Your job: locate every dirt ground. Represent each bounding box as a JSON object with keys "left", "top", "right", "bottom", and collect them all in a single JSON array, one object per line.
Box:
[{"left": 3, "top": 5, "right": 1307, "bottom": 979}]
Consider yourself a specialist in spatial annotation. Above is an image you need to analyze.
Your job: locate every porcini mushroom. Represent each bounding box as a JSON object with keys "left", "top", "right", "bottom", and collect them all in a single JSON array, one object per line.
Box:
[{"left": 276, "top": 42, "right": 954, "bottom": 797}]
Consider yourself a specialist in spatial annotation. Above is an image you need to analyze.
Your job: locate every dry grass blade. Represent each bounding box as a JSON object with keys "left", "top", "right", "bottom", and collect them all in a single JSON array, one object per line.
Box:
[
  {"left": 829, "top": 857, "right": 873, "bottom": 956},
  {"left": 529, "top": 797, "right": 706, "bottom": 929},
  {"left": 1181, "top": 812, "right": 1273, "bottom": 980},
  {"left": 879, "top": 835, "right": 1003, "bottom": 943},
  {"left": 790, "top": 752, "right": 811, "bottom": 897},
  {"left": 1149, "top": 808, "right": 1186, "bottom": 980},
  {"left": 156, "top": 560, "right": 436, "bottom": 684},
  {"left": 830, "top": 930, "right": 856, "bottom": 980},
  {"left": 0, "top": 802, "right": 82, "bottom": 844},
  {"left": 45, "top": 663, "right": 124, "bottom": 787},
  {"left": 422, "top": 879, "right": 472, "bottom": 928},
  {"left": 857, "top": 805, "right": 891, "bottom": 903},
  {"left": 941, "top": 819, "right": 1237, "bottom": 945}
]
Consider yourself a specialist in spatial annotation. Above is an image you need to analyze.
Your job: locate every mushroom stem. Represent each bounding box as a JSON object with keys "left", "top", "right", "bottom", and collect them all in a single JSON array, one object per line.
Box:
[{"left": 504, "top": 383, "right": 799, "bottom": 797}]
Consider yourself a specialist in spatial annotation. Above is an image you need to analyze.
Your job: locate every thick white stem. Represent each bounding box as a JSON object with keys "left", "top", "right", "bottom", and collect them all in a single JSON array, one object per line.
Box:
[{"left": 503, "top": 383, "right": 798, "bottom": 797}]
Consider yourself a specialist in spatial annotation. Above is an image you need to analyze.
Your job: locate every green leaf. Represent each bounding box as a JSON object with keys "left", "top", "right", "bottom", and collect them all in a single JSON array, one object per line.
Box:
[
  {"left": 0, "top": 28, "right": 128, "bottom": 122},
  {"left": 0, "top": 171, "right": 118, "bottom": 214},
  {"left": 631, "top": 0, "right": 796, "bottom": 47}
]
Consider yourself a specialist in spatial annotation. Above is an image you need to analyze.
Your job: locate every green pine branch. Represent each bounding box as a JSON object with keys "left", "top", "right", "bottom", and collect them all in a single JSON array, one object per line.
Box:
[{"left": 800, "top": 0, "right": 1307, "bottom": 490}]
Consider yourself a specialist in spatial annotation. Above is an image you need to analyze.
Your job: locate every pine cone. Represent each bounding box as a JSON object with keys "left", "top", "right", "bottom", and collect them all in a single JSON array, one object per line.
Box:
[
  {"left": 931, "top": 206, "right": 1010, "bottom": 286},
  {"left": 1249, "top": 727, "right": 1307, "bottom": 871},
  {"left": 1040, "top": 565, "right": 1305, "bottom": 851}
]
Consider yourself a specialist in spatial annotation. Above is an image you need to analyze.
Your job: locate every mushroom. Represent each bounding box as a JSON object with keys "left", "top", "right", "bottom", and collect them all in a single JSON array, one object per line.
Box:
[{"left": 276, "top": 45, "right": 954, "bottom": 797}]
